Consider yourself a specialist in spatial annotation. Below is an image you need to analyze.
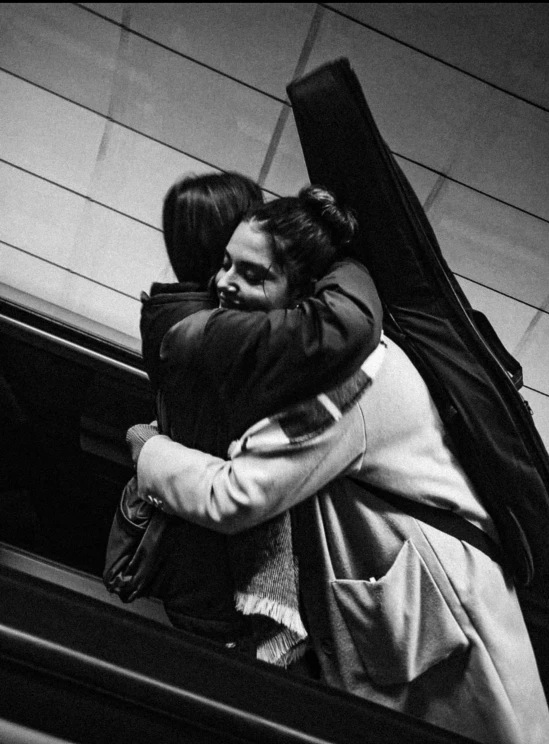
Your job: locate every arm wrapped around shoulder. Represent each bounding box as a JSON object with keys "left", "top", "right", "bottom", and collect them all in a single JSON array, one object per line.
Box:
[
  {"left": 135, "top": 400, "right": 365, "bottom": 535},
  {"left": 204, "top": 258, "right": 383, "bottom": 433}
]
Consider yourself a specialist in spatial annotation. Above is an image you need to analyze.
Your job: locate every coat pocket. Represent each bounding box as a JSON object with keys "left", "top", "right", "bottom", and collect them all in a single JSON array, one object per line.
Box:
[{"left": 331, "top": 539, "right": 469, "bottom": 686}]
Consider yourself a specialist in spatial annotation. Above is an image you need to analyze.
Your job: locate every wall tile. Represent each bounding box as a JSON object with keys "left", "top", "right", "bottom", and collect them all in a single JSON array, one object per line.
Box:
[
  {"left": 301, "top": 12, "right": 549, "bottom": 222},
  {"left": 0, "top": 161, "right": 87, "bottom": 266},
  {"left": 263, "top": 110, "right": 307, "bottom": 196},
  {"left": 87, "top": 122, "right": 218, "bottom": 228},
  {"left": 1, "top": 239, "right": 72, "bottom": 313},
  {"left": 393, "top": 158, "right": 440, "bottom": 206},
  {"left": 304, "top": 12, "right": 487, "bottom": 173},
  {"left": 0, "top": 69, "right": 223, "bottom": 229},
  {"left": 0, "top": 71, "right": 105, "bottom": 195},
  {"left": 63, "top": 272, "right": 142, "bottom": 344},
  {"left": 0, "top": 240, "right": 141, "bottom": 348},
  {"left": 0, "top": 3, "right": 120, "bottom": 114},
  {"left": 0, "top": 5, "right": 302, "bottom": 183},
  {"left": 125, "top": 2, "right": 316, "bottom": 99},
  {"left": 427, "top": 181, "right": 549, "bottom": 308},
  {"left": 67, "top": 201, "right": 169, "bottom": 298},
  {"left": 80, "top": 3, "right": 125, "bottom": 24},
  {"left": 111, "top": 33, "right": 283, "bottom": 179},
  {"left": 0, "top": 161, "right": 169, "bottom": 301},
  {"left": 448, "top": 93, "right": 549, "bottom": 222},
  {"left": 88, "top": 125, "right": 274, "bottom": 228},
  {"left": 456, "top": 277, "right": 537, "bottom": 357},
  {"left": 327, "top": 3, "right": 549, "bottom": 109}
]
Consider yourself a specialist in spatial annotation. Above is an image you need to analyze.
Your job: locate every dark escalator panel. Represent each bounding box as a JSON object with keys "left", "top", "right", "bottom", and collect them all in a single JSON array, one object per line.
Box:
[{"left": 0, "top": 296, "right": 154, "bottom": 575}]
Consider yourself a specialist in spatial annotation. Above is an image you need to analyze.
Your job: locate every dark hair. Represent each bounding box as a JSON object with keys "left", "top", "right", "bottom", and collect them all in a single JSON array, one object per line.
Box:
[
  {"left": 163, "top": 172, "right": 263, "bottom": 285},
  {"left": 247, "top": 185, "right": 357, "bottom": 294}
]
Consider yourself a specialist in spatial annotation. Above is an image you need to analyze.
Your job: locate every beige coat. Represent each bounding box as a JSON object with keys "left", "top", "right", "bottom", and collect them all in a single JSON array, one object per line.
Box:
[{"left": 137, "top": 336, "right": 549, "bottom": 743}]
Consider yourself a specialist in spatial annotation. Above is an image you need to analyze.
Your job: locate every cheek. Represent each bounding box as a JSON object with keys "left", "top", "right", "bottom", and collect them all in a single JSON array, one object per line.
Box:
[
  {"left": 241, "top": 288, "right": 271, "bottom": 311},
  {"left": 266, "top": 280, "right": 293, "bottom": 309}
]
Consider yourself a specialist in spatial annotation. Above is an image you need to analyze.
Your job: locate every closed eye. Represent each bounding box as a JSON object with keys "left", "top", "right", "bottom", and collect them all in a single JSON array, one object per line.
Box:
[{"left": 242, "top": 268, "right": 265, "bottom": 285}]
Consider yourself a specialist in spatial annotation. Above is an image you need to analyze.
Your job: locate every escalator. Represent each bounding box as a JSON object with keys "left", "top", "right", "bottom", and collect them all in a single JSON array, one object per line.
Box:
[
  {"left": 0, "top": 294, "right": 531, "bottom": 742},
  {"left": 0, "top": 295, "right": 152, "bottom": 573}
]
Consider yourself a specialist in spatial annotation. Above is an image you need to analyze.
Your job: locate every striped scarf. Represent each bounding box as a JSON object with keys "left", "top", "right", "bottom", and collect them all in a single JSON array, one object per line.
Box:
[{"left": 229, "top": 337, "right": 387, "bottom": 665}]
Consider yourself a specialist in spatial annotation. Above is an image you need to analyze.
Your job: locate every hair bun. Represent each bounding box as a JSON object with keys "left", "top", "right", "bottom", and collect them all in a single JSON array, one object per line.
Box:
[{"left": 298, "top": 185, "right": 357, "bottom": 246}]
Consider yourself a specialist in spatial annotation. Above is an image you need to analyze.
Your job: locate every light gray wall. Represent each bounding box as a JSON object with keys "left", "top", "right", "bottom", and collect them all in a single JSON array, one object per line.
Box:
[{"left": 1, "top": 2, "right": 548, "bottom": 444}]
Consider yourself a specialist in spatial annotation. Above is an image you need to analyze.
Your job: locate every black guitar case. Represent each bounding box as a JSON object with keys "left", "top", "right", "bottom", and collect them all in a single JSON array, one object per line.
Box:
[{"left": 287, "top": 58, "right": 549, "bottom": 588}]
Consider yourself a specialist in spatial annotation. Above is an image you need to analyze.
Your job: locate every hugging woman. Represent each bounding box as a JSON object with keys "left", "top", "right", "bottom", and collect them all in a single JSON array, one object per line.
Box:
[
  {"left": 113, "top": 172, "right": 381, "bottom": 667},
  {"left": 133, "top": 179, "right": 549, "bottom": 743}
]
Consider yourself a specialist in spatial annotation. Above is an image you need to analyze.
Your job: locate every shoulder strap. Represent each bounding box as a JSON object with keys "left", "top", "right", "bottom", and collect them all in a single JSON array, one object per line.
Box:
[{"left": 358, "top": 481, "right": 505, "bottom": 568}]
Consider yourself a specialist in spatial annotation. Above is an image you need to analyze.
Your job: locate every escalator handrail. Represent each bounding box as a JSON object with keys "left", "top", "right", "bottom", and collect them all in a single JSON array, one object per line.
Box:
[{"left": 0, "top": 308, "right": 147, "bottom": 381}]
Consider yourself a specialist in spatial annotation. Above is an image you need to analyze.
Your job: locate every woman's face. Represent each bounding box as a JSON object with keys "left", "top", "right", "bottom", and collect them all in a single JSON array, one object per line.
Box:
[{"left": 215, "top": 220, "right": 294, "bottom": 311}]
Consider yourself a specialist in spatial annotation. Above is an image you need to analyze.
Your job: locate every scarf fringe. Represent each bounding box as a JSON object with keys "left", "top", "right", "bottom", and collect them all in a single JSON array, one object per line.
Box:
[
  {"left": 235, "top": 592, "right": 308, "bottom": 639},
  {"left": 235, "top": 592, "right": 308, "bottom": 666},
  {"left": 256, "top": 632, "right": 308, "bottom": 667}
]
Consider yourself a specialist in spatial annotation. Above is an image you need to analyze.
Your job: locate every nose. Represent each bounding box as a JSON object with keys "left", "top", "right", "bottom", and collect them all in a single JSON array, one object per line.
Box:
[{"left": 217, "top": 266, "right": 238, "bottom": 295}]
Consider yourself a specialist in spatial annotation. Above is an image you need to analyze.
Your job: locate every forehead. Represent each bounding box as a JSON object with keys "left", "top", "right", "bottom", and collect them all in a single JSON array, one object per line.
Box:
[{"left": 226, "top": 220, "right": 273, "bottom": 267}]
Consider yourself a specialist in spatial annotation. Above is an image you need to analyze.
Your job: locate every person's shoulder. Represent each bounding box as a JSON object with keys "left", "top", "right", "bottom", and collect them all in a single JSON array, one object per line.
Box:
[
  {"left": 159, "top": 308, "right": 216, "bottom": 363},
  {"left": 142, "top": 283, "right": 216, "bottom": 356},
  {"left": 144, "top": 281, "right": 212, "bottom": 302},
  {"left": 316, "top": 258, "right": 376, "bottom": 289}
]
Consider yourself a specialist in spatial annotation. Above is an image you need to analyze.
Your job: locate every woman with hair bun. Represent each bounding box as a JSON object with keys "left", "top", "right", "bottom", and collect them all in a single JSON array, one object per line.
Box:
[
  {"left": 132, "top": 176, "right": 549, "bottom": 742},
  {"left": 215, "top": 185, "right": 358, "bottom": 313},
  {"left": 240, "top": 186, "right": 356, "bottom": 298}
]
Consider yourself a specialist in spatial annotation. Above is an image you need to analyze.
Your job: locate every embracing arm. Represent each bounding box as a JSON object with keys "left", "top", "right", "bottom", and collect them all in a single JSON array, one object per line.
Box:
[
  {"left": 135, "top": 404, "right": 365, "bottom": 534},
  {"left": 163, "top": 259, "right": 382, "bottom": 432}
]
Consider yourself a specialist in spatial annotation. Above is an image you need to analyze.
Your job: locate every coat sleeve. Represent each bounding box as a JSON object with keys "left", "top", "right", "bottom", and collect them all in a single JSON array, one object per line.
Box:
[
  {"left": 136, "top": 405, "right": 366, "bottom": 534},
  {"left": 164, "top": 259, "right": 382, "bottom": 433}
]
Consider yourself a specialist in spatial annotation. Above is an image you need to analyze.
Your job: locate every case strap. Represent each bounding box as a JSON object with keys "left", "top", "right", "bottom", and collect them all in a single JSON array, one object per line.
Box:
[{"left": 361, "top": 482, "right": 504, "bottom": 567}]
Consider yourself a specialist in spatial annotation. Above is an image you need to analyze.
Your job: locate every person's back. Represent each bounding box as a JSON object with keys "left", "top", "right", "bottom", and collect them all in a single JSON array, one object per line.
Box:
[
  {"left": 140, "top": 173, "right": 264, "bottom": 643},
  {"left": 141, "top": 281, "right": 242, "bottom": 641}
]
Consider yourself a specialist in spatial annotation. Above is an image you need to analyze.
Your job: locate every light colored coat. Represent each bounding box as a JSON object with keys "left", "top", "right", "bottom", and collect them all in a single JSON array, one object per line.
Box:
[{"left": 137, "top": 336, "right": 549, "bottom": 743}]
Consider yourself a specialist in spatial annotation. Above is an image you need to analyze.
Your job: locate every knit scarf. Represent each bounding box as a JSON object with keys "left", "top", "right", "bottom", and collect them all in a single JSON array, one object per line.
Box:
[{"left": 226, "top": 337, "right": 387, "bottom": 666}]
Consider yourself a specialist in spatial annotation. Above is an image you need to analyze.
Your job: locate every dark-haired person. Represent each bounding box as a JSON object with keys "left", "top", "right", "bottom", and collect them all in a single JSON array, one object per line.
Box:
[
  {"left": 121, "top": 174, "right": 382, "bottom": 661},
  {"left": 132, "top": 187, "right": 549, "bottom": 743}
]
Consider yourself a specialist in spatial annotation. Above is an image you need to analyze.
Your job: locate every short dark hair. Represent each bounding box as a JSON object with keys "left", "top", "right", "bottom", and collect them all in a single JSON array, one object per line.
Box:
[
  {"left": 163, "top": 172, "right": 263, "bottom": 285},
  {"left": 248, "top": 185, "right": 357, "bottom": 294}
]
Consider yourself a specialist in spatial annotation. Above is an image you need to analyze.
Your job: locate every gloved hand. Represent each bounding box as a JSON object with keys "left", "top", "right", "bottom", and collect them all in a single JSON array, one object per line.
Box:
[{"left": 126, "top": 422, "right": 159, "bottom": 467}]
